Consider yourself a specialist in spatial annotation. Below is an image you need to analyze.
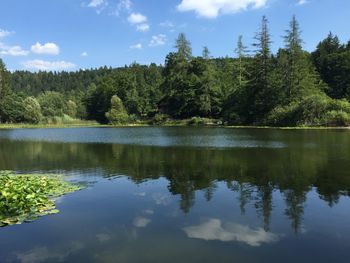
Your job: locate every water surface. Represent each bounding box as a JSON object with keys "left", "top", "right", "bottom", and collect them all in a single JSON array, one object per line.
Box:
[{"left": 0, "top": 127, "right": 349, "bottom": 263}]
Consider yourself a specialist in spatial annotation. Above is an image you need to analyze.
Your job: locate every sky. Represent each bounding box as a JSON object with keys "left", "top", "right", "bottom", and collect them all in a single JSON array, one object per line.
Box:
[{"left": 0, "top": 0, "right": 349, "bottom": 71}]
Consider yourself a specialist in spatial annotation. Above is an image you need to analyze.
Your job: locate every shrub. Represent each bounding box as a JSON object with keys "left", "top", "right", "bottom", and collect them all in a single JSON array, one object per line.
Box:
[
  {"left": 223, "top": 112, "right": 241, "bottom": 126},
  {"left": 152, "top": 114, "right": 169, "bottom": 125},
  {"left": 323, "top": 110, "right": 350, "bottom": 126},
  {"left": 188, "top": 117, "right": 212, "bottom": 126}
]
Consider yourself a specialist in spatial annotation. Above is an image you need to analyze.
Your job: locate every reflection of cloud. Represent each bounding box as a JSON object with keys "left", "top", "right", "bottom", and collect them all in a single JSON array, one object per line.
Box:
[
  {"left": 96, "top": 233, "right": 111, "bottom": 243},
  {"left": 134, "top": 192, "right": 146, "bottom": 197},
  {"left": 152, "top": 193, "right": 170, "bottom": 206},
  {"left": 144, "top": 209, "right": 154, "bottom": 215},
  {"left": 16, "top": 241, "right": 84, "bottom": 263},
  {"left": 183, "top": 219, "right": 279, "bottom": 247},
  {"left": 133, "top": 216, "right": 151, "bottom": 228}
]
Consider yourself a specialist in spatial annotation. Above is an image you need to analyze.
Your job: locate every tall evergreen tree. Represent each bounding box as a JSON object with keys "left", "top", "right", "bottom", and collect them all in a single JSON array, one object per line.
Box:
[
  {"left": 282, "top": 16, "right": 320, "bottom": 102},
  {"left": 247, "top": 16, "right": 274, "bottom": 123},
  {"left": 176, "top": 33, "right": 192, "bottom": 61},
  {"left": 235, "top": 35, "right": 248, "bottom": 90},
  {"left": 202, "top": 46, "right": 211, "bottom": 60}
]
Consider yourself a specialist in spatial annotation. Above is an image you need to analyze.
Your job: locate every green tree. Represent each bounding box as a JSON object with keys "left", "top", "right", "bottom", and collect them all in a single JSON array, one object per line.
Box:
[
  {"left": 0, "top": 59, "right": 10, "bottom": 101},
  {"left": 176, "top": 33, "right": 192, "bottom": 61},
  {"left": 66, "top": 100, "right": 77, "bottom": 118},
  {"left": 105, "top": 95, "right": 129, "bottom": 124},
  {"left": 23, "top": 97, "right": 42, "bottom": 124},
  {"left": 202, "top": 46, "right": 211, "bottom": 60},
  {"left": 282, "top": 16, "right": 320, "bottom": 102},
  {"left": 38, "top": 91, "right": 66, "bottom": 117},
  {"left": 0, "top": 93, "right": 25, "bottom": 123},
  {"left": 235, "top": 35, "right": 248, "bottom": 90},
  {"left": 312, "top": 33, "right": 350, "bottom": 99},
  {"left": 245, "top": 16, "right": 275, "bottom": 123}
]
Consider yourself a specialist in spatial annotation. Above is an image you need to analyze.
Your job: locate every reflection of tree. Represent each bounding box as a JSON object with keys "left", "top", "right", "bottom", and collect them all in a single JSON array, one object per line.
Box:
[
  {"left": 167, "top": 171, "right": 196, "bottom": 213},
  {"left": 283, "top": 189, "right": 306, "bottom": 234},
  {"left": 255, "top": 184, "right": 273, "bottom": 232},
  {"left": 1, "top": 130, "right": 350, "bottom": 233},
  {"left": 227, "top": 181, "right": 253, "bottom": 215},
  {"left": 204, "top": 183, "right": 217, "bottom": 202}
]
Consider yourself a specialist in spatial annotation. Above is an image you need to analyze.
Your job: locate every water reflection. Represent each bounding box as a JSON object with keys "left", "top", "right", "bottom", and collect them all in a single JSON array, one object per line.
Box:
[
  {"left": 0, "top": 130, "right": 350, "bottom": 234},
  {"left": 183, "top": 219, "right": 280, "bottom": 246},
  {"left": 0, "top": 128, "right": 350, "bottom": 262},
  {"left": 15, "top": 241, "right": 85, "bottom": 263}
]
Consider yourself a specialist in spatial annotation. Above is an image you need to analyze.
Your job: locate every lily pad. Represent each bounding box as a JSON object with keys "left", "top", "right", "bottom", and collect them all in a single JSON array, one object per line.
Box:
[{"left": 0, "top": 171, "right": 84, "bottom": 227}]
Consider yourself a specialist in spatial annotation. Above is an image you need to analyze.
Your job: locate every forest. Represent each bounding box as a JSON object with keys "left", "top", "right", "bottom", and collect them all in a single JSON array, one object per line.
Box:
[{"left": 1, "top": 16, "right": 350, "bottom": 127}]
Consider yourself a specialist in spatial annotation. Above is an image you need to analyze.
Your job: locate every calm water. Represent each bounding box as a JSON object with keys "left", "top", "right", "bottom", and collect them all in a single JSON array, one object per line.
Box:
[{"left": 0, "top": 127, "right": 350, "bottom": 263}]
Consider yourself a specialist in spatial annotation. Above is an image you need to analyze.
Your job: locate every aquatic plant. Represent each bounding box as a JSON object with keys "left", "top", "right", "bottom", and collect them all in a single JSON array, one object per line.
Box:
[{"left": 0, "top": 171, "right": 83, "bottom": 227}]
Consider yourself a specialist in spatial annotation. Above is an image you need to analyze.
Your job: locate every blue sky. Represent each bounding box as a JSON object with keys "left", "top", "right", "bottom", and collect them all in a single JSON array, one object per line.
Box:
[{"left": 0, "top": 0, "right": 349, "bottom": 71}]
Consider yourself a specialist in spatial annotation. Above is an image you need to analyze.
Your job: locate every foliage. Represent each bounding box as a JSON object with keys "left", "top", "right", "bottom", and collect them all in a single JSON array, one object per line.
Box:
[
  {"left": 0, "top": 17, "right": 350, "bottom": 127},
  {"left": 66, "top": 100, "right": 77, "bottom": 118},
  {"left": 0, "top": 93, "right": 25, "bottom": 123},
  {"left": 105, "top": 95, "right": 129, "bottom": 125},
  {"left": 0, "top": 171, "right": 83, "bottom": 226},
  {"left": 152, "top": 113, "right": 170, "bottom": 125},
  {"left": 266, "top": 94, "right": 350, "bottom": 126},
  {"left": 38, "top": 91, "right": 66, "bottom": 117},
  {"left": 22, "top": 96, "right": 42, "bottom": 124}
]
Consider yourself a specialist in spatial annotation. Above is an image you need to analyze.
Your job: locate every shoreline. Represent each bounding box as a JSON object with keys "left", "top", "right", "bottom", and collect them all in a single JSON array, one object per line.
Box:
[{"left": 0, "top": 122, "right": 349, "bottom": 130}]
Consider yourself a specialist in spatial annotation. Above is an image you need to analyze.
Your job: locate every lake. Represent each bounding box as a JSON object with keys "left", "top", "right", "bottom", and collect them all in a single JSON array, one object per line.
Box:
[{"left": 0, "top": 127, "right": 350, "bottom": 263}]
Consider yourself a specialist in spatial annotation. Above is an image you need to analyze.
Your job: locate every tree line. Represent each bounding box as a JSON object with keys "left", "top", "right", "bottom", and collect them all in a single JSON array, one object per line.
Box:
[{"left": 1, "top": 16, "right": 350, "bottom": 126}]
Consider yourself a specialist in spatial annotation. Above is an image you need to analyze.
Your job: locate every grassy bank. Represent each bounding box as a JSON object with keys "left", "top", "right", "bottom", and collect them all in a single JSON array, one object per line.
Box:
[{"left": 0, "top": 118, "right": 349, "bottom": 130}]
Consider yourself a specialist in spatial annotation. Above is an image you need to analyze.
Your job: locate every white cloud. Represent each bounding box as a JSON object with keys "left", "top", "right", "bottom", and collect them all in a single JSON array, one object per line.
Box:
[
  {"left": 160, "top": 21, "right": 175, "bottom": 28},
  {"left": 177, "top": 0, "right": 268, "bottom": 18},
  {"left": 183, "top": 219, "right": 280, "bottom": 247},
  {"left": 88, "top": 0, "right": 105, "bottom": 8},
  {"left": 149, "top": 34, "right": 167, "bottom": 47},
  {"left": 130, "top": 43, "right": 142, "bottom": 49},
  {"left": 0, "top": 43, "right": 29, "bottom": 56},
  {"left": 31, "top": 42, "right": 60, "bottom": 55},
  {"left": 297, "top": 0, "right": 308, "bottom": 5},
  {"left": 128, "top": 12, "right": 147, "bottom": 24},
  {"left": 81, "top": 51, "right": 88, "bottom": 57},
  {"left": 136, "top": 23, "right": 150, "bottom": 32},
  {"left": 0, "top": 29, "right": 14, "bottom": 38},
  {"left": 22, "top": 60, "right": 76, "bottom": 71},
  {"left": 117, "top": 0, "right": 132, "bottom": 13}
]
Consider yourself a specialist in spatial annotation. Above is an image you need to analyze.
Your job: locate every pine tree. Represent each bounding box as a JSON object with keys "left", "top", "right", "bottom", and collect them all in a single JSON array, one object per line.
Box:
[
  {"left": 282, "top": 16, "right": 320, "bottom": 102},
  {"left": 176, "top": 33, "right": 192, "bottom": 61},
  {"left": 235, "top": 35, "right": 248, "bottom": 89},
  {"left": 248, "top": 16, "right": 273, "bottom": 123},
  {"left": 202, "top": 46, "right": 210, "bottom": 60}
]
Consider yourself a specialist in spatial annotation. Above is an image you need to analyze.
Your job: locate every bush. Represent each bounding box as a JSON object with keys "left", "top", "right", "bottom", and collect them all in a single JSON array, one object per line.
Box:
[
  {"left": 152, "top": 114, "right": 169, "bottom": 125},
  {"left": 188, "top": 117, "right": 211, "bottom": 126},
  {"left": 266, "top": 94, "right": 350, "bottom": 127},
  {"left": 266, "top": 103, "right": 300, "bottom": 126},
  {"left": 223, "top": 112, "right": 242, "bottom": 126},
  {"left": 323, "top": 110, "right": 350, "bottom": 126}
]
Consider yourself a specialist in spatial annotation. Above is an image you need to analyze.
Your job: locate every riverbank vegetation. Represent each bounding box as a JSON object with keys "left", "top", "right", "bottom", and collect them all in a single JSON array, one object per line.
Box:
[
  {"left": 0, "top": 171, "right": 83, "bottom": 226},
  {"left": 1, "top": 16, "right": 350, "bottom": 127}
]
